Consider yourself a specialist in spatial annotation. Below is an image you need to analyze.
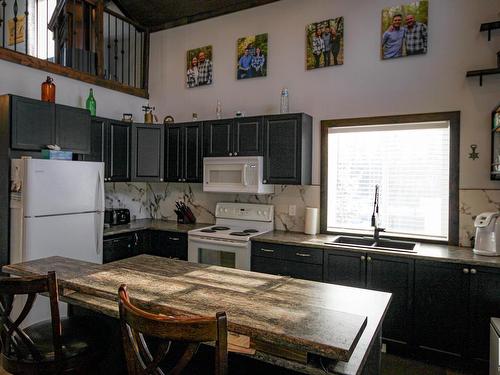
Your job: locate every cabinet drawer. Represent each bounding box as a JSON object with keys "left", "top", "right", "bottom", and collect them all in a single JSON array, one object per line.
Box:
[
  {"left": 251, "top": 242, "right": 286, "bottom": 260},
  {"left": 284, "top": 247, "right": 323, "bottom": 265},
  {"left": 251, "top": 256, "right": 286, "bottom": 276}
]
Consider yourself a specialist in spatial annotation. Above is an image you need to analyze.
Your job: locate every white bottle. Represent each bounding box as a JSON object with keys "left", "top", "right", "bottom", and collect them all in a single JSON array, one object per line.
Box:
[{"left": 280, "top": 88, "right": 289, "bottom": 114}]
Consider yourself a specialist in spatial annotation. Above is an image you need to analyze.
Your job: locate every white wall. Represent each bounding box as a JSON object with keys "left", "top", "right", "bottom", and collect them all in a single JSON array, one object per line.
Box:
[
  {"left": 0, "top": 59, "right": 146, "bottom": 120},
  {"left": 148, "top": 0, "right": 500, "bottom": 188}
]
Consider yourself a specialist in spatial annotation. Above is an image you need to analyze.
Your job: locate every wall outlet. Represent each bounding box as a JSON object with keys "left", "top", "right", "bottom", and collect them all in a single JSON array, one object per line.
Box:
[{"left": 288, "top": 205, "right": 296, "bottom": 216}]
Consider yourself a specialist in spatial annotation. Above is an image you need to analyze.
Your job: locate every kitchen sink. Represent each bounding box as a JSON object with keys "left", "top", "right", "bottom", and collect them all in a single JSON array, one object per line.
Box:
[
  {"left": 332, "top": 236, "right": 376, "bottom": 247},
  {"left": 326, "top": 236, "right": 418, "bottom": 252}
]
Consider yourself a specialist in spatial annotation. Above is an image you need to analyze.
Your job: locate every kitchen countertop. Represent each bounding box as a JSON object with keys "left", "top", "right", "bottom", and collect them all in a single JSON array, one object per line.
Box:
[
  {"left": 252, "top": 231, "right": 500, "bottom": 269},
  {"left": 3, "top": 255, "right": 391, "bottom": 375},
  {"left": 103, "top": 219, "right": 210, "bottom": 237}
]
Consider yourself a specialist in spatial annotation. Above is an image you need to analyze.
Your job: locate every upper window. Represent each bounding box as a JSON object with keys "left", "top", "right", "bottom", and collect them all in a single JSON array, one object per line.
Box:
[{"left": 321, "top": 113, "right": 460, "bottom": 244}]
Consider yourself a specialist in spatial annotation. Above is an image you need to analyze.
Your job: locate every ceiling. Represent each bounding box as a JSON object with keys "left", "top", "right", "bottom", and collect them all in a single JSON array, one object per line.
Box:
[{"left": 111, "top": 0, "right": 280, "bottom": 32}]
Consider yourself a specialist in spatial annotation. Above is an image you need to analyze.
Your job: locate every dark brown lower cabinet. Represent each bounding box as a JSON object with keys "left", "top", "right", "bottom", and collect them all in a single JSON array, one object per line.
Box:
[
  {"left": 149, "top": 231, "right": 188, "bottom": 260},
  {"left": 468, "top": 266, "right": 500, "bottom": 361},
  {"left": 366, "top": 254, "right": 414, "bottom": 346},
  {"left": 414, "top": 260, "right": 469, "bottom": 357},
  {"left": 323, "top": 249, "right": 366, "bottom": 288}
]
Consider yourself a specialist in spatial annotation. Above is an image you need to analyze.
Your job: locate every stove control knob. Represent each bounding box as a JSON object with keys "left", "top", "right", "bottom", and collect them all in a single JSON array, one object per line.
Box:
[{"left": 257, "top": 210, "right": 262, "bottom": 215}]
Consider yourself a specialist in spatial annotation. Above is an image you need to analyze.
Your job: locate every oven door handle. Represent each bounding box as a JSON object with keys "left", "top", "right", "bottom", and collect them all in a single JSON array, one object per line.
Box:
[{"left": 189, "top": 237, "right": 249, "bottom": 248}]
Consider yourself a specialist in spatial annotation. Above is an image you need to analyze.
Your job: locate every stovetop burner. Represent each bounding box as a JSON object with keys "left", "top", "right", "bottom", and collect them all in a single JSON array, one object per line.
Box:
[
  {"left": 211, "top": 226, "right": 230, "bottom": 231},
  {"left": 201, "top": 229, "right": 216, "bottom": 233},
  {"left": 230, "top": 232, "right": 249, "bottom": 236},
  {"left": 243, "top": 229, "right": 259, "bottom": 233}
]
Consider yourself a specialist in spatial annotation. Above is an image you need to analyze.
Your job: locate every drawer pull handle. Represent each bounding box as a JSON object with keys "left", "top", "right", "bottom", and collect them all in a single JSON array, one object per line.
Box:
[
  {"left": 463, "top": 268, "right": 469, "bottom": 274},
  {"left": 261, "top": 249, "right": 275, "bottom": 253},
  {"left": 470, "top": 268, "right": 477, "bottom": 274},
  {"left": 168, "top": 237, "right": 180, "bottom": 241},
  {"left": 295, "top": 253, "right": 311, "bottom": 257}
]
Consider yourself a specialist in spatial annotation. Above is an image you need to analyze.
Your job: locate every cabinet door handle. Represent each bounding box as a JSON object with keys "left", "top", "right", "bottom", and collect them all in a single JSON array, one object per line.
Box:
[
  {"left": 295, "top": 252, "right": 311, "bottom": 257},
  {"left": 361, "top": 256, "right": 366, "bottom": 261},
  {"left": 168, "top": 237, "right": 180, "bottom": 241},
  {"left": 178, "top": 178, "right": 182, "bottom": 182},
  {"left": 263, "top": 179, "right": 267, "bottom": 184},
  {"left": 470, "top": 268, "right": 477, "bottom": 274},
  {"left": 367, "top": 256, "right": 372, "bottom": 262},
  {"left": 463, "top": 268, "right": 469, "bottom": 274},
  {"left": 160, "top": 178, "right": 163, "bottom": 182},
  {"left": 234, "top": 152, "right": 238, "bottom": 156},
  {"left": 229, "top": 152, "right": 233, "bottom": 156},
  {"left": 261, "top": 249, "right": 274, "bottom": 253}
]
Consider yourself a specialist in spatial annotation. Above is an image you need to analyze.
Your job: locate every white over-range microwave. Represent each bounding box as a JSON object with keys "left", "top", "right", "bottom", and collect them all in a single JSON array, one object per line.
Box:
[{"left": 203, "top": 156, "right": 273, "bottom": 194}]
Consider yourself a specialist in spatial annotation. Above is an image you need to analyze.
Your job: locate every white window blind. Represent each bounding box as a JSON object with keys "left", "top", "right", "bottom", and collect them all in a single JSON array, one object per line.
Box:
[{"left": 327, "top": 121, "right": 450, "bottom": 240}]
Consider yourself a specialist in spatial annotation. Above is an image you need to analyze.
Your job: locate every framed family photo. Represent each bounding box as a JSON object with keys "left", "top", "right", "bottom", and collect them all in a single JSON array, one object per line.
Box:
[
  {"left": 381, "top": 1, "right": 429, "bottom": 60},
  {"left": 186, "top": 45, "right": 213, "bottom": 88},
  {"left": 306, "top": 17, "right": 344, "bottom": 70},
  {"left": 236, "top": 33, "right": 268, "bottom": 80}
]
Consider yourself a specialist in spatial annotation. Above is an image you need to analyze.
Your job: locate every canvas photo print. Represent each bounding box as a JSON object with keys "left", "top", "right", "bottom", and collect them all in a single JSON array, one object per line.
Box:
[
  {"left": 236, "top": 33, "right": 268, "bottom": 80},
  {"left": 381, "top": 1, "right": 428, "bottom": 59},
  {"left": 186, "top": 45, "right": 213, "bottom": 88},
  {"left": 306, "top": 17, "right": 344, "bottom": 70}
]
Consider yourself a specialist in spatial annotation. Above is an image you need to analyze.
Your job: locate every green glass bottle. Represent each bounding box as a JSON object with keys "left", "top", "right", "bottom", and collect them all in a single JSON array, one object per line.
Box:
[{"left": 86, "top": 88, "right": 96, "bottom": 116}]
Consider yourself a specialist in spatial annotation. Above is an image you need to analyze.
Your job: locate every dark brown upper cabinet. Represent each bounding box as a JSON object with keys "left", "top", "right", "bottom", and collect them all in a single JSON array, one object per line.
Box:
[
  {"left": 165, "top": 122, "right": 203, "bottom": 183},
  {"left": 204, "top": 116, "right": 263, "bottom": 158},
  {"left": 55, "top": 104, "right": 91, "bottom": 154},
  {"left": 263, "top": 113, "right": 312, "bottom": 185},
  {"left": 10, "top": 95, "right": 56, "bottom": 151},
  {"left": 131, "top": 123, "right": 164, "bottom": 182},
  {"left": 8, "top": 95, "right": 90, "bottom": 154},
  {"left": 107, "top": 121, "right": 131, "bottom": 182}
]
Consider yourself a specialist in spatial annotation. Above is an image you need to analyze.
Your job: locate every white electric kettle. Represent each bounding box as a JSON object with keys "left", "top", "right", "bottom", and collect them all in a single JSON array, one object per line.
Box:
[{"left": 473, "top": 212, "right": 500, "bottom": 256}]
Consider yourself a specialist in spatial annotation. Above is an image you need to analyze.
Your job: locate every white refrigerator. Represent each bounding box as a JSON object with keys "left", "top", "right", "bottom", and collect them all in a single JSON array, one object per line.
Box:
[{"left": 10, "top": 157, "right": 105, "bottom": 324}]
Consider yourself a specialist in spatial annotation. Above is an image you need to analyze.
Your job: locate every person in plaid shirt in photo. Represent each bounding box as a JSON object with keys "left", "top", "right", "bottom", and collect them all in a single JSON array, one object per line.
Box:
[
  {"left": 251, "top": 47, "right": 266, "bottom": 77},
  {"left": 404, "top": 14, "right": 427, "bottom": 55},
  {"left": 312, "top": 28, "right": 325, "bottom": 68},
  {"left": 197, "top": 51, "right": 213, "bottom": 86}
]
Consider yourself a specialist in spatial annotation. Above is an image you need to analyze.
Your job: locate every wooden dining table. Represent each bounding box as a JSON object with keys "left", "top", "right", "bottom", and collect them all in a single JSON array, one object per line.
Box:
[{"left": 3, "top": 255, "right": 391, "bottom": 375}]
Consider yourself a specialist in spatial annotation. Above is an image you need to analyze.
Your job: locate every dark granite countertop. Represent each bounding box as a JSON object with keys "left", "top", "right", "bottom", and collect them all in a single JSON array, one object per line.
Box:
[
  {"left": 3, "top": 255, "right": 392, "bottom": 375},
  {"left": 103, "top": 219, "right": 210, "bottom": 237},
  {"left": 252, "top": 231, "right": 500, "bottom": 269}
]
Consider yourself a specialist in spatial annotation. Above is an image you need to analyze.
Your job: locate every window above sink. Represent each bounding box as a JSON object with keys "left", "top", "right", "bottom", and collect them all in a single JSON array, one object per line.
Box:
[{"left": 320, "top": 112, "right": 460, "bottom": 245}]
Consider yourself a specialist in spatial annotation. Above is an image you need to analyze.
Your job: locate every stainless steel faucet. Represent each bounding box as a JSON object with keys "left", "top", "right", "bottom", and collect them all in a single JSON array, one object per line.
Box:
[{"left": 371, "top": 185, "right": 385, "bottom": 241}]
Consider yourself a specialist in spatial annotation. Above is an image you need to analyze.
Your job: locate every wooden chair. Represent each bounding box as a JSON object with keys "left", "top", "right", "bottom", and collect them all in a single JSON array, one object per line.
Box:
[
  {"left": 118, "top": 284, "right": 228, "bottom": 375},
  {"left": 0, "top": 271, "right": 105, "bottom": 374}
]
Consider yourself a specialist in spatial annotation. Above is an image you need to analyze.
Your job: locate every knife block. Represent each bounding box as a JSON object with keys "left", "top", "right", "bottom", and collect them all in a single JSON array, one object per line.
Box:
[{"left": 175, "top": 210, "right": 196, "bottom": 224}]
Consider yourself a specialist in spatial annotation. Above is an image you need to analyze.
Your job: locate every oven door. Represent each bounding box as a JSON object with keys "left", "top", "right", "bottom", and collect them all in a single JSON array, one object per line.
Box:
[{"left": 188, "top": 236, "right": 250, "bottom": 270}]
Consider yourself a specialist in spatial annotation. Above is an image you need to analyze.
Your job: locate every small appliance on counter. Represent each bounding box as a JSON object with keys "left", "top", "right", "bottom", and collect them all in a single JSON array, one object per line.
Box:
[
  {"left": 473, "top": 212, "right": 500, "bottom": 256},
  {"left": 105, "top": 208, "right": 131, "bottom": 226}
]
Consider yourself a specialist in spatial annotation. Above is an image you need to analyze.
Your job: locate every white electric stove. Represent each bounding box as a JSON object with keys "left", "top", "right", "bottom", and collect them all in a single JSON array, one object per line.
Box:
[{"left": 188, "top": 202, "right": 274, "bottom": 270}]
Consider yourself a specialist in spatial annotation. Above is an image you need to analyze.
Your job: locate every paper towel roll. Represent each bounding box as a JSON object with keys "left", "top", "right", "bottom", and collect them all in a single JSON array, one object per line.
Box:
[{"left": 304, "top": 207, "right": 319, "bottom": 235}]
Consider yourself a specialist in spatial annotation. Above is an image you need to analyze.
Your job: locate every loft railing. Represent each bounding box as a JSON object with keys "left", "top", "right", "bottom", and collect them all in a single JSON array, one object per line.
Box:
[{"left": 0, "top": 0, "right": 149, "bottom": 96}]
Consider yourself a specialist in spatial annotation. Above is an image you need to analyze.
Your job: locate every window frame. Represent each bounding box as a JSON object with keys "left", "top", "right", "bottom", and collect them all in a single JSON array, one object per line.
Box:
[{"left": 320, "top": 112, "right": 460, "bottom": 245}]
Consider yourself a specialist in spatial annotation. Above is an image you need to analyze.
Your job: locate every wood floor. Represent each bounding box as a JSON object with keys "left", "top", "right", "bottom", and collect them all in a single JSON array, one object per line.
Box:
[{"left": 0, "top": 354, "right": 484, "bottom": 375}]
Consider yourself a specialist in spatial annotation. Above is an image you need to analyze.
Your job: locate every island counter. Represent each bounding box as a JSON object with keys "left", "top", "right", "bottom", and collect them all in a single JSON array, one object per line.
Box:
[{"left": 3, "top": 255, "right": 391, "bottom": 375}]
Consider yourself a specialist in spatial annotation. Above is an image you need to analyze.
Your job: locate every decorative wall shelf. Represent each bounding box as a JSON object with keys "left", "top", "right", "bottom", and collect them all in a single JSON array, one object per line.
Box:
[
  {"left": 480, "top": 20, "right": 500, "bottom": 41},
  {"left": 466, "top": 20, "right": 500, "bottom": 86},
  {"left": 466, "top": 67, "right": 500, "bottom": 86}
]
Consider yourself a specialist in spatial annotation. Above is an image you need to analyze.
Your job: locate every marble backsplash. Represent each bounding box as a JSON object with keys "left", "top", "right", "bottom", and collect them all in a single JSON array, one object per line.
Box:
[
  {"left": 105, "top": 183, "right": 500, "bottom": 246},
  {"left": 105, "top": 182, "right": 320, "bottom": 232}
]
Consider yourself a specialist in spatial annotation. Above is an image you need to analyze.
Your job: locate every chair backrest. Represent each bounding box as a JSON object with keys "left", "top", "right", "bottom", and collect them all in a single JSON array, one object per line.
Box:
[
  {"left": 118, "top": 284, "right": 228, "bottom": 375},
  {"left": 0, "top": 271, "right": 62, "bottom": 363}
]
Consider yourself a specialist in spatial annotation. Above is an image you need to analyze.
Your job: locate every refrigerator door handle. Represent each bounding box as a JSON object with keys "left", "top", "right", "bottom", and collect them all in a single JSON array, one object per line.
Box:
[
  {"left": 95, "top": 213, "right": 103, "bottom": 257},
  {"left": 97, "top": 168, "right": 105, "bottom": 212}
]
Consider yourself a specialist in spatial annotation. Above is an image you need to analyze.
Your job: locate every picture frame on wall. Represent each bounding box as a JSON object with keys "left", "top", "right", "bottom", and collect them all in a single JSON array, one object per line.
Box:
[
  {"left": 306, "top": 17, "right": 344, "bottom": 70},
  {"left": 381, "top": 0, "right": 429, "bottom": 60},
  {"left": 186, "top": 45, "right": 213, "bottom": 88},
  {"left": 236, "top": 33, "right": 268, "bottom": 80}
]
